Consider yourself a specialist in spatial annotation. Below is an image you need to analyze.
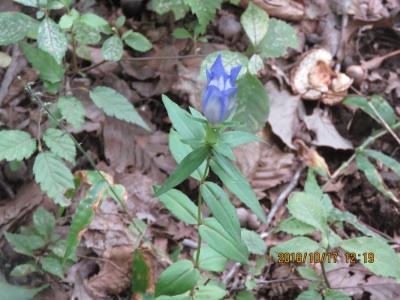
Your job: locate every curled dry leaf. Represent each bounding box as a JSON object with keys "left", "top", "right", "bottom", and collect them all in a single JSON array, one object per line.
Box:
[
  {"left": 294, "top": 139, "right": 330, "bottom": 177},
  {"left": 291, "top": 48, "right": 353, "bottom": 105},
  {"left": 241, "top": 0, "right": 305, "bottom": 21}
]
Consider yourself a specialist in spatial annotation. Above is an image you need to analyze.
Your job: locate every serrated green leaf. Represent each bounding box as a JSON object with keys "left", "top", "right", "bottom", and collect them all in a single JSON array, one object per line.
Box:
[
  {"left": 33, "top": 207, "right": 55, "bottom": 240},
  {"left": 199, "top": 218, "right": 249, "bottom": 264},
  {"left": 40, "top": 256, "right": 64, "bottom": 278},
  {"left": 172, "top": 28, "right": 192, "bottom": 39},
  {"left": 33, "top": 152, "right": 74, "bottom": 206},
  {"left": 193, "top": 246, "right": 227, "bottom": 272},
  {"left": 277, "top": 217, "right": 316, "bottom": 235},
  {"left": 38, "top": 17, "right": 67, "bottom": 64},
  {"left": 57, "top": 96, "right": 85, "bottom": 130},
  {"left": 0, "top": 273, "right": 48, "bottom": 300},
  {"left": 295, "top": 290, "right": 322, "bottom": 300},
  {"left": 233, "top": 73, "right": 269, "bottom": 133},
  {"left": 340, "top": 237, "right": 400, "bottom": 280},
  {"left": 200, "top": 51, "right": 249, "bottom": 81},
  {"left": 220, "top": 130, "right": 263, "bottom": 148},
  {"left": 43, "top": 128, "right": 76, "bottom": 163},
  {"left": 184, "top": 0, "right": 222, "bottom": 33},
  {"left": 157, "top": 188, "right": 198, "bottom": 224},
  {"left": 210, "top": 152, "right": 267, "bottom": 223},
  {"left": 0, "top": 130, "right": 36, "bottom": 161},
  {"left": 201, "top": 182, "right": 241, "bottom": 240},
  {"left": 364, "top": 149, "right": 400, "bottom": 177},
  {"left": 4, "top": 232, "right": 46, "bottom": 256},
  {"left": 155, "top": 145, "right": 209, "bottom": 196},
  {"left": 73, "top": 21, "right": 101, "bottom": 45},
  {"left": 287, "top": 192, "right": 328, "bottom": 240},
  {"left": 324, "top": 289, "right": 351, "bottom": 300},
  {"left": 148, "top": 0, "right": 189, "bottom": 20},
  {"left": 195, "top": 285, "right": 227, "bottom": 300},
  {"left": 270, "top": 237, "right": 320, "bottom": 261},
  {"left": 241, "top": 229, "right": 266, "bottom": 255},
  {"left": 90, "top": 86, "right": 150, "bottom": 130},
  {"left": 155, "top": 260, "right": 200, "bottom": 296},
  {"left": 102, "top": 35, "right": 123, "bottom": 61},
  {"left": 259, "top": 18, "right": 297, "bottom": 58},
  {"left": 123, "top": 30, "right": 152, "bottom": 52},
  {"left": 241, "top": 2, "right": 269, "bottom": 46},
  {"left": 297, "top": 266, "right": 321, "bottom": 281},
  {"left": 248, "top": 54, "right": 264, "bottom": 75},
  {"left": 0, "top": 12, "right": 37, "bottom": 45},
  {"left": 10, "top": 263, "right": 38, "bottom": 277},
  {"left": 20, "top": 42, "right": 64, "bottom": 83},
  {"left": 356, "top": 153, "right": 398, "bottom": 202},
  {"left": 131, "top": 248, "right": 151, "bottom": 293}
]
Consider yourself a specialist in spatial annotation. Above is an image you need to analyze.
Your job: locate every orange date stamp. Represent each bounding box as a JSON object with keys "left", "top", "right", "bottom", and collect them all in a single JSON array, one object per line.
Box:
[{"left": 277, "top": 252, "right": 375, "bottom": 264}]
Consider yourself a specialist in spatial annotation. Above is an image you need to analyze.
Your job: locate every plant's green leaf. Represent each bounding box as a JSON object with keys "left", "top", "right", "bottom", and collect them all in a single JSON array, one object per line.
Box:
[
  {"left": 364, "top": 149, "right": 400, "bottom": 177},
  {"left": 20, "top": 42, "right": 64, "bottom": 83},
  {"left": 304, "top": 169, "right": 334, "bottom": 217},
  {"left": 38, "top": 17, "right": 67, "bottom": 64},
  {"left": 277, "top": 217, "right": 316, "bottom": 235},
  {"left": 343, "top": 95, "right": 397, "bottom": 126},
  {"left": 90, "top": 86, "right": 150, "bottom": 130},
  {"left": 147, "top": 0, "right": 189, "bottom": 20},
  {"left": 200, "top": 51, "right": 249, "bottom": 80},
  {"left": 201, "top": 181, "right": 241, "bottom": 240},
  {"left": 4, "top": 232, "right": 46, "bottom": 257},
  {"left": 241, "top": 229, "right": 266, "bottom": 255},
  {"left": 340, "top": 237, "right": 400, "bottom": 280},
  {"left": 184, "top": 0, "right": 222, "bottom": 33},
  {"left": 157, "top": 188, "right": 198, "bottom": 224},
  {"left": 240, "top": 2, "right": 269, "bottom": 46},
  {"left": 356, "top": 153, "right": 398, "bottom": 202},
  {"left": 156, "top": 294, "right": 190, "bottom": 300},
  {"left": 49, "top": 240, "right": 70, "bottom": 259},
  {"left": 220, "top": 131, "right": 263, "bottom": 148},
  {"left": 236, "top": 290, "right": 256, "bottom": 300},
  {"left": 0, "top": 12, "right": 37, "bottom": 45},
  {"left": 169, "top": 129, "right": 207, "bottom": 181},
  {"left": 40, "top": 256, "right": 64, "bottom": 278},
  {"left": 270, "top": 237, "right": 320, "bottom": 261},
  {"left": 123, "top": 30, "right": 153, "bottom": 52},
  {"left": 155, "top": 260, "right": 200, "bottom": 296},
  {"left": 324, "top": 289, "right": 351, "bottom": 300},
  {"left": 193, "top": 246, "right": 227, "bottom": 272},
  {"left": 199, "top": 218, "right": 249, "bottom": 263},
  {"left": 79, "top": 13, "right": 109, "bottom": 28},
  {"left": 155, "top": 145, "right": 209, "bottom": 196},
  {"left": 194, "top": 284, "right": 227, "bottom": 300},
  {"left": 172, "top": 28, "right": 192, "bottom": 39},
  {"left": 210, "top": 152, "right": 267, "bottom": 223},
  {"left": 287, "top": 192, "right": 328, "bottom": 240},
  {"left": 14, "top": 0, "right": 39, "bottom": 7},
  {"left": 115, "top": 15, "right": 126, "bottom": 29},
  {"left": 248, "top": 54, "right": 264, "bottom": 75},
  {"left": 213, "top": 141, "right": 236, "bottom": 161},
  {"left": 162, "top": 95, "right": 205, "bottom": 141},
  {"left": 33, "top": 152, "right": 74, "bottom": 206},
  {"left": 10, "top": 263, "right": 38, "bottom": 277},
  {"left": 0, "top": 273, "right": 48, "bottom": 300},
  {"left": 297, "top": 266, "right": 321, "bottom": 281},
  {"left": 102, "top": 35, "right": 123, "bottom": 61},
  {"left": 233, "top": 73, "right": 269, "bottom": 133},
  {"left": 59, "top": 14, "right": 74, "bottom": 30},
  {"left": 43, "top": 128, "right": 76, "bottom": 163},
  {"left": 33, "top": 207, "right": 55, "bottom": 240},
  {"left": 295, "top": 290, "right": 322, "bottom": 300},
  {"left": 15, "top": 0, "right": 63, "bottom": 9},
  {"left": 0, "top": 130, "right": 36, "bottom": 161},
  {"left": 57, "top": 96, "right": 85, "bottom": 130},
  {"left": 73, "top": 21, "right": 101, "bottom": 45},
  {"left": 259, "top": 18, "right": 297, "bottom": 58},
  {"left": 60, "top": 0, "right": 71, "bottom": 8},
  {"left": 131, "top": 248, "right": 151, "bottom": 293}
]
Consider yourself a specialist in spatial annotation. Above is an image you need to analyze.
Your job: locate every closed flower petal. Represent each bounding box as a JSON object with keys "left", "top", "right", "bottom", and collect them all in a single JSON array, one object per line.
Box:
[{"left": 202, "top": 55, "right": 241, "bottom": 124}]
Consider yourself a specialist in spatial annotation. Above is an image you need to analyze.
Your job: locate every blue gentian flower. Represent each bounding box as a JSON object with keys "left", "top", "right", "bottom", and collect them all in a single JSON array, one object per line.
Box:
[{"left": 202, "top": 55, "right": 241, "bottom": 124}]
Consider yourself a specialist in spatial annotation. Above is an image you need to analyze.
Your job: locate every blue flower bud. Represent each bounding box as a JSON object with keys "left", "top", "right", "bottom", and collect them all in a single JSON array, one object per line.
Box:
[{"left": 202, "top": 55, "right": 241, "bottom": 124}]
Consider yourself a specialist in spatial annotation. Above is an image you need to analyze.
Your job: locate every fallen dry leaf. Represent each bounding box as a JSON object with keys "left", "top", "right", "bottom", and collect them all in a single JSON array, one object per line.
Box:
[
  {"left": 303, "top": 107, "right": 353, "bottom": 150},
  {"left": 294, "top": 139, "right": 331, "bottom": 176},
  {"left": 241, "top": 0, "right": 305, "bottom": 21}
]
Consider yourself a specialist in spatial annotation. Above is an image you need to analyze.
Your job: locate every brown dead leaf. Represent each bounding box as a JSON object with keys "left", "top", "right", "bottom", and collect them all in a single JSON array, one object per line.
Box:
[
  {"left": 294, "top": 139, "right": 331, "bottom": 176},
  {"left": 86, "top": 245, "right": 132, "bottom": 299},
  {"left": 266, "top": 81, "right": 302, "bottom": 149},
  {"left": 241, "top": 0, "right": 305, "bottom": 21},
  {"left": 303, "top": 108, "right": 353, "bottom": 150}
]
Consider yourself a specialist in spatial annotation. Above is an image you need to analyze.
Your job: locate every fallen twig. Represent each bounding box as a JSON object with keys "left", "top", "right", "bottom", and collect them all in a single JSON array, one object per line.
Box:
[{"left": 0, "top": 45, "right": 23, "bottom": 106}]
